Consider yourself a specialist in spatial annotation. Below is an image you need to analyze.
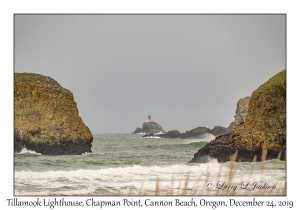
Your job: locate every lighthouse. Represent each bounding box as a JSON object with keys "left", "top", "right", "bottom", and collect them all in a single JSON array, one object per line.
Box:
[
  {"left": 146, "top": 115, "right": 153, "bottom": 122},
  {"left": 132, "top": 115, "right": 165, "bottom": 134}
]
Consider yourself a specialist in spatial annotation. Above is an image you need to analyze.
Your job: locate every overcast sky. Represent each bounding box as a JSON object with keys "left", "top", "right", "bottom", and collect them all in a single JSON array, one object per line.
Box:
[{"left": 15, "top": 14, "right": 286, "bottom": 133}]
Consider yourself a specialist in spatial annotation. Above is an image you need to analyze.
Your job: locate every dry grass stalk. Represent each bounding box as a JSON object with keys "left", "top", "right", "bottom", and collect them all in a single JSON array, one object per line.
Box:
[
  {"left": 176, "top": 180, "right": 182, "bottom": 195},
  {"left": 205, "top": 164, "right": 210, "bottom": 195},
  {"left": 275, "top": 151, "right": 282, "bottom": 170},
  {"left": 228, "top": 150, "right": 238, "bottom": 182},
  {"left": 190, "top": 178, "right": 200, "bottom": 195},
  {"left": 276, "top": 184, "right": 282, "bottom": 196},
  {"left": 190, "top": 172, "right": 205, "bottom": 195},
  {"left": 181, "top": 173, "right": 190, "bottom": 195},
  {"left": 244, "top": 155, "right": 258, "bottom": 196},
  {"left": 138, "top": 181, "right": 144, "bottom": 196},
  {"left": 154, "top": 178, "right": 160, "bottom": 196},
  {"left": 261, "top": 146, "right": 268, "bottom": 161},
  {"left": 268, "top": 181, "right": 278, "bottom": 196},
  {"left": 166, "top": 176, "right": 174, "bottom": 196},
  {"left": 260, "top": 146, "right": 268, "bottom": 181},
  {"left": 215, "top": 164, "right": 223, "bottom": 196},
  {"left": 282, "top": 180, "right": 286, "bottom": 196},
  {"left": 113, "top": 188, "right": 121, "bottom": 196},
  {"left": 229, "top": 158, "right": 242, "bottom": 196},
  {"left": 250, "top": 154, "right": 257, "bottom": 174}
]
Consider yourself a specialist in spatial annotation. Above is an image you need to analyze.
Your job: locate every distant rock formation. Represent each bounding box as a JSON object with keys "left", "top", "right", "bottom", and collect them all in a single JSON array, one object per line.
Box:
[
  {"left": 158, "top": 127, "right": 208, "bottom": 139},
  {"left": 210, "top": 126, "right": 230, "bottom": 136},
  {"left": 133, "top": 127, "right": 143, "bottom": 133},
  {"left": 227, "top": 96, "right": 250, "bottom": 131},
  {"left": 14, "top": 73, "right": 93, "bottom": 155},
  {"left": 132, "top": 115, "right": 165, "bottom": 134},
  {"left": 190, "top": 70, "right": 286, "bottom": 163},
  {"left": 157, "top": 96, "right": 250, "bottom": 139},
  {"left": 159, "top": 126, "right": 226, "bottom": 139}
]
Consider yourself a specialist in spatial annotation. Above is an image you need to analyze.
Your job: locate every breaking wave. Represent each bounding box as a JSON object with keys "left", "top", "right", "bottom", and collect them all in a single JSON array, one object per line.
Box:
[{"left": 18, "top": 148, "right": 41, "bottom": 155}]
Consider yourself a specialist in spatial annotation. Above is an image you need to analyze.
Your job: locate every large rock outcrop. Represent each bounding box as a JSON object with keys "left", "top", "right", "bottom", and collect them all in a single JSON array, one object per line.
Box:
[
  {"left": 14, "top": 73, "right": 93, "bottom": 155},
  {"left": 227, "top": 96, "right": 250, "bottom": 131},
  {"left": 190, "top": 70, "right": 286, "bottom": 163},
  {"left": 132, "top": 116, "right": 165, "bottom": 134}
]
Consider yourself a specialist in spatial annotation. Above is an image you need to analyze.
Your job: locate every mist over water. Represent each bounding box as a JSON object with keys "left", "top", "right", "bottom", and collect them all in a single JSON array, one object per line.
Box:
[{"left": 14, "top": 134, "right": 286, "bottom": 195}]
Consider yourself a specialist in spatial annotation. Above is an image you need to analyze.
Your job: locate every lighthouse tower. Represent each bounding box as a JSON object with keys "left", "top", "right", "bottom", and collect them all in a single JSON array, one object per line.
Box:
[{"left": 146, "top": 115, "right": 153, "bottom": 122}]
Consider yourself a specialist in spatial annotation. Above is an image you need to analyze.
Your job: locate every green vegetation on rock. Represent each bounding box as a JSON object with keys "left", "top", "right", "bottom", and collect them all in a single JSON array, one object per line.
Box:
[
  {"left": 15, "top": 72, "right": 42, "bottom": 83},
  {"left": 243, "top": 69, "right": 286, "bottom": 151},
  {"left": 190, "top": 69, "right": 286, "bottom": 163}
]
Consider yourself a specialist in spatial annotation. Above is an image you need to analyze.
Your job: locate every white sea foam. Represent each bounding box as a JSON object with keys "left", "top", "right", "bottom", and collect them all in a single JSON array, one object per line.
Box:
[
  {"left": 18, "top": 148, "right": 41, "bottom": 155},
  {"left": 155, "top": 131, "right": 165, "bottom": 135},
  {"left": 14, "top": 163, "right": 285, "bottom": 195},
  {"left": 143, "top": 136, "right": 161, "bottom": 139},
  {"left": 198, "top": 133, "right": 216, "bottom": 141}
]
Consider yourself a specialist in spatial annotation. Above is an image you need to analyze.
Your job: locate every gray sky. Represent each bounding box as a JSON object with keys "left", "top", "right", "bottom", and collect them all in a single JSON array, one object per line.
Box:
[{"left": 15, "top": 15, "right": 286, "bottom": 133}]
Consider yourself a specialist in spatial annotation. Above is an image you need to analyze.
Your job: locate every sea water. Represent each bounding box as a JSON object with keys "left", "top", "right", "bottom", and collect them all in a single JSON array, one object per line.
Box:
[{"left": 14, "top": 134, "right": 286, "bottom": 195}]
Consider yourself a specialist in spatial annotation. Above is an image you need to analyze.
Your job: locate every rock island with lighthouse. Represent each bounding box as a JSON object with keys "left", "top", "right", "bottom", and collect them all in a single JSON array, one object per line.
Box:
[{"left": 132, "top": 115, "right": 165, "bottom": 134}]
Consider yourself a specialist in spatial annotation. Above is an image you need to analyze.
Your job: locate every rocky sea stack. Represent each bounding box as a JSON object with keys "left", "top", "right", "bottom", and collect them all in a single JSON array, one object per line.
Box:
[
  {"left": 14, "top": 73, "right": 93, "bottom": 155},
  {"left": 227, "top": 96, "right": 250, "bottom": 131},
  {"left": 190, "top": 70, "right": 286, "bottom": 163},
  {"left": 132, "top": 115, "right": 165, "bottom": 134}
]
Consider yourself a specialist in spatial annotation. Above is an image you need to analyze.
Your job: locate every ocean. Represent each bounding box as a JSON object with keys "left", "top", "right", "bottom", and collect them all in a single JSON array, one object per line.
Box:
[{"left": 14, "top": 134, "right": 286, "bottom": 196}]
